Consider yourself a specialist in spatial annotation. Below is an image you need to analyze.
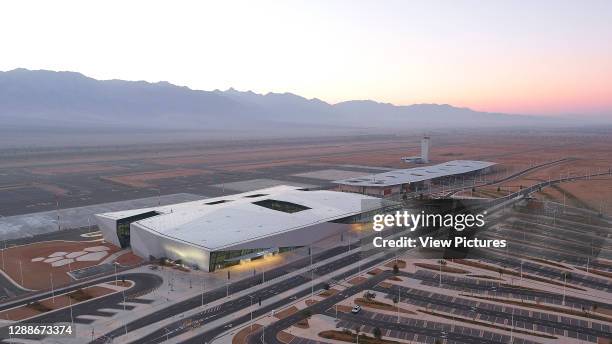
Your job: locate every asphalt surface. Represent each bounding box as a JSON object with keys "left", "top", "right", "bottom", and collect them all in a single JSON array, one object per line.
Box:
[
  {"left": 0, "top": 135, "right": 407, "bottom": 216},
  {"left": 0, "top": 272, "right": 162, "bottom": 342},
  {"left": 0, "top": 274, "right": 24, "bottom": 304}
]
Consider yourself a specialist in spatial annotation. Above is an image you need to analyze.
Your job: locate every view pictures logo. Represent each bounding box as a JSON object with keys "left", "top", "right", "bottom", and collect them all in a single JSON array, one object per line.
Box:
[{"left": 372, "top": 210, "right": 487, "bottom": 232}]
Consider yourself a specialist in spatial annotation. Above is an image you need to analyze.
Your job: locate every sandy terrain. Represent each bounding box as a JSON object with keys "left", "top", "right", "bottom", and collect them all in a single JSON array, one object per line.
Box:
[
  {"left": 1, "top": 129, "right": 611, "bottom": 218},
  {"left": 101, "top": 168, "right": 211, "bottom": 188},
  {"left": 114, "top": 251, "right": 144, "bottom": 266},
  {"left": 29, "top": 164, "right": 124, "bottom": 175},
  {"left": 0, "top": 240, "right": 119, "bottom": 290}
]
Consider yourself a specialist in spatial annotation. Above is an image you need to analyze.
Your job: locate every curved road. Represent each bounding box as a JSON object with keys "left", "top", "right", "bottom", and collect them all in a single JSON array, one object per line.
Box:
[{"left": 0, "top": 272, "right": 162, "bottom": 342}]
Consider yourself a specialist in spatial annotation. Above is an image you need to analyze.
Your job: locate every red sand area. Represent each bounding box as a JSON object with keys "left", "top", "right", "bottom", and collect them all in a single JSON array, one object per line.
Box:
[
  {"left": 114, "top": 251, "right": 144, "bottom": 266},
  {"left": 29, "top": 164, "right": 123, "bottom": 175},
  {"left": 101, "top": 168, "right": 211, "bottom": 188},
  {"left": 0, "top": 241, "right": 119, "bottom": 290}
]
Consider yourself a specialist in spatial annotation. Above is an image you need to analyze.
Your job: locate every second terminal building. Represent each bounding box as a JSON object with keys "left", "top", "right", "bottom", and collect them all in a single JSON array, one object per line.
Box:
[{"left": 96, "top": 185, "right": 383, "bottom": 271}]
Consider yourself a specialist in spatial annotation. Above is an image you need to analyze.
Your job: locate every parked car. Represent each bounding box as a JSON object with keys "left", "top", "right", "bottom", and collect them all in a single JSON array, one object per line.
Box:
[{"left": 351, "top": 305, "right": 361, "bottom": 314}]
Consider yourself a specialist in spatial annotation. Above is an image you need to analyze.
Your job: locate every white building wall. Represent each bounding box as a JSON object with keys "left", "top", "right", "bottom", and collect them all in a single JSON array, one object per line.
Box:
[
  {"left": 130, "top": 222, "right": 211, "bottom": 271},
  {"left": 95, "top": 214, "right": 121, "bottom": 247}
]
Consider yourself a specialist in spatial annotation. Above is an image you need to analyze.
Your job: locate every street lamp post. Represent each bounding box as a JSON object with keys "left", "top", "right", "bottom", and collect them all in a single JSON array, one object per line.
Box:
[
  {"left": 586, "top": 256, "right": 590, "bottom": 273},
  {"left": 68, "top": 296, "right": 74, "bottom": 326},
  {"left": 50, "top": 272, "right": 55, "bottom": 304},
  {"left": 1, "top": 240, "right": 4, "bottom": 270},
  {"left": 562, "top": 273, "right": 567, "bottom": 306},
  {"left": 122, "top": 289, "right": 128, "bottom": 334},
  {"left": 397, "top": 287, "right": 400, "bottom": 323},
  {"left": 310, "top": 246, "right": 314, "bottom": 300},
  {"left": 201, "top": 278, "right": 205, "bottom": 307},
  {"left": 19, "top": 260, "right": 24, "bottom": 286},
  {"left": 248, "top": 295, "right": 255, "bottom": 332}
]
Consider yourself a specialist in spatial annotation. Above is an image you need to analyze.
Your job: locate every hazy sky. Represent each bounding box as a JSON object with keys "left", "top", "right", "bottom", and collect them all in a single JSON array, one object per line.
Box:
[{"left": 2, "top": 0, "right": 611, "bottom": 116}]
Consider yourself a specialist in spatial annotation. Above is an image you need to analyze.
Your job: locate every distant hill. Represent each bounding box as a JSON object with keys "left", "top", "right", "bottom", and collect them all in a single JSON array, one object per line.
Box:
[{"left": 0, "top": 68, "right": 559, "bottom": 134}]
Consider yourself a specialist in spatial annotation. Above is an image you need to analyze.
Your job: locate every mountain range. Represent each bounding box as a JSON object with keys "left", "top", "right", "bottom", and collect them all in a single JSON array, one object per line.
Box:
[{"left": 0, "top": 68, "right": 580, "bottom": 136}]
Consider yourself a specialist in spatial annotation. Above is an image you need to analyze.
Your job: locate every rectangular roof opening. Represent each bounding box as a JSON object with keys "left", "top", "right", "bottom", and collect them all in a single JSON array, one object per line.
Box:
[
  {"left": 252, "top": 199, "right": 311, "bottom": 213},
  {"left": 205, "top": 200, "right": 231, "bottom": 205},
  {"left": 243, "top": 193, "right": 268, "bottom": 198}
]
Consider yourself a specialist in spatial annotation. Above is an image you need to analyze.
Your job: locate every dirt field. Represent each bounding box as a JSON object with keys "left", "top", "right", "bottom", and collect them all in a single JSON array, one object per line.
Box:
[
  {"left": 29, "top": 164, "right": 124, "bottom": 175},
  {"left": 232, "top": 324, "right": 263, "bottom": 344},
  {"left": 101, "top": 168, "right": 211, "bottom": 188},
  {"left": 114, "top": 251, "right": 144, "bottom": 266},
  {"left": 222, "top": 160, "right": 311, "bottom": 172},
  {"left": 0, "top": 240, "right": 119, "bottom": 290},
  {"left": 533, "top": 177, "right": 612, "bottom": 214},
  {"left": 274, "top": 305, "right": 299, "bottom": 319},
  {"left": 1, "top": 129, "right": 611, "bottom": 217}
]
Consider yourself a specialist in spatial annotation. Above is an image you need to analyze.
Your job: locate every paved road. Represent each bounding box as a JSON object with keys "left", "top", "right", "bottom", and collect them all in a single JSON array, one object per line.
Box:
[
  {"left": 0, "top": 272, "right": 26, "bottom": 303},
  {"left": 0, "top": 272, "right": 162, "bottom": 342}
]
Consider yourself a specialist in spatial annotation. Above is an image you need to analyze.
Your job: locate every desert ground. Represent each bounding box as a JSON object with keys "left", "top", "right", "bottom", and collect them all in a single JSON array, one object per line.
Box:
[{"left": 0, "top": 127, "right": 611, "bottom": 218}]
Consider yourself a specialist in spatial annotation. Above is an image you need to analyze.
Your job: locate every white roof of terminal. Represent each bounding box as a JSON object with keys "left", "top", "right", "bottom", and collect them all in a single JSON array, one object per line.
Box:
[
  {"left": 333, "top": 160, "right": 496, "bottom": 187},
  {"left": 97, "top": 185, "right": 383, "bottom": 251}
]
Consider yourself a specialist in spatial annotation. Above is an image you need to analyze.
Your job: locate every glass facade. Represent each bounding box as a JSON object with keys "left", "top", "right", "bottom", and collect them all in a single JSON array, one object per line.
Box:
[
  {"left": 115, "top": 211, "right": 160, "bottom": 248},
  {"left": 208, "top": 246, "right": 299, "bottom": 271}
]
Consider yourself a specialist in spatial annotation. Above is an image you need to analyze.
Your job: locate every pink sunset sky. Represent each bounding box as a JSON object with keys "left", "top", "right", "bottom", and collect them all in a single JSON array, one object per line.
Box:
[{"left": 1, "top": 0, "right": 611, "bottom": 117}]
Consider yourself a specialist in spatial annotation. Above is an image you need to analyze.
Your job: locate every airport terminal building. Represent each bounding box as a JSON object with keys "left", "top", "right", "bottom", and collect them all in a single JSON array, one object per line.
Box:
[
  {"left": 333, "top": 160, "right": 496, "bottom": 197},
  {"left": 96, "top": 185, "right": 382, "bottom": 271}
]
